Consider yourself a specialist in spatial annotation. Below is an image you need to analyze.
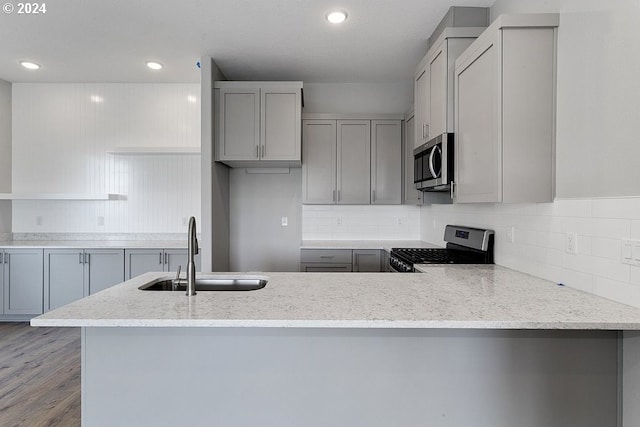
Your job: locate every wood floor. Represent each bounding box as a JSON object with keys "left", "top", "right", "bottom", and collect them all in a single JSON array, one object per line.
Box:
[{"left": 0, "top": 322, "right": 80, "bottom": 427}]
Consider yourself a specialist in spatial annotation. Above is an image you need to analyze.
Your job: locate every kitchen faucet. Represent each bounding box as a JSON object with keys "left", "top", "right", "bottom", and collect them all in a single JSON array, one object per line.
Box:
[{"left": 186, "top": 216, "right": 198, "bottom": 296}]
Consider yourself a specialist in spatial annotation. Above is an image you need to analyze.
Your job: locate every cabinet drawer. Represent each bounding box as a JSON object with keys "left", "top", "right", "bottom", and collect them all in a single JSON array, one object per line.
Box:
[
  {"left": 300, "top": 263, "right": 353, "bottom": 273},
  {"left": 300, "top": 249, "right": 352, "bottom": 264}
]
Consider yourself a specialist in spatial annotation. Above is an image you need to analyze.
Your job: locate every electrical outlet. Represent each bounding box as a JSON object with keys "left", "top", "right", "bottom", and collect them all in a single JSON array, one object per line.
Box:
[
  {"left": 281, "top": 216, "right": 288, "bottom": 227},
  {"left": 336, "top": 217, "right": 342, "bottom": 226},
  {"left": 36, "top": 216, "right": 42, "bottom": 226},
  {"left": 506, "top": 226, "right": 515, "bottom": 243},
  {"left": 397, "top": 217, "right": 404, "bottom": 225},
  {"left": 97, "top": 216, "right": 105, "bottom": 226},
  {"left": 566, "top": 232, "right": 578, "bottom": 255}
]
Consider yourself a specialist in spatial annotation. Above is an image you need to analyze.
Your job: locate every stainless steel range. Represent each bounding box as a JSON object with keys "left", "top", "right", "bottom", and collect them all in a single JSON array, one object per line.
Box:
[{"left": 390, "top": 225, "right": 494, "bottom": 272}]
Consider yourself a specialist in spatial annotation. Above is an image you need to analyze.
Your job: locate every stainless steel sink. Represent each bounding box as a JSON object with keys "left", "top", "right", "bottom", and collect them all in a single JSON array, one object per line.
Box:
[{"left": 139, "top": 277, "right": 268, "bottom": 292}]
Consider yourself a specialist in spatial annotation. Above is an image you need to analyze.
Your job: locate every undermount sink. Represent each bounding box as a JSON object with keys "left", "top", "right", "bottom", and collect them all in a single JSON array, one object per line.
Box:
[{"left": 139, "top": 277, "right": 268, "bottom": 292}]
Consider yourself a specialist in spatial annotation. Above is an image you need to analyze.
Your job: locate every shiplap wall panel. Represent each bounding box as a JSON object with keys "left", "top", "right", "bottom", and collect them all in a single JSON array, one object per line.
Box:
[{"left": 11, "top": 83, "right": 201, "bottom": 233}]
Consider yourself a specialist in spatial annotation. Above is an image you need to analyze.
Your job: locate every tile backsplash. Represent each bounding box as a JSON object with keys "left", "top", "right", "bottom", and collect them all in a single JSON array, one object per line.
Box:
[
  {"left": 420, "top": 198, "right": 640, "bottom": 308},
  {"left": 302, "top": 205, "right": 421, "bottom": 240}
]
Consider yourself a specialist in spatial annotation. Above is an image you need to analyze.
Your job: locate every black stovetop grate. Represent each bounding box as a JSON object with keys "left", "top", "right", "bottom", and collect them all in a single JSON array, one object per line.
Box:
[{"left": 391, "top": 247, "right": 488, "bottom": 264}]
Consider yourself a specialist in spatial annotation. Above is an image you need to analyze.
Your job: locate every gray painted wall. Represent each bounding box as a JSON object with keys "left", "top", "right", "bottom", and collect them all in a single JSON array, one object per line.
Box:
[
  {"left": 200, "top": 57, "right": 229, "bottom": 271},
  {"left": 303, "top": 82, "right": 412, "bottom": 114},
  {"left": 0, "top": 79, "right": 11, "bottom": 233},
  {"left": 230, "top": 168, "right": 301, "bottom": 271}
]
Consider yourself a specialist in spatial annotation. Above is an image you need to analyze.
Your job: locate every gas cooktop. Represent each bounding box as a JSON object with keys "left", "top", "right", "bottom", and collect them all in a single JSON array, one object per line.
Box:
[{"left": 389, "top": 226, "right": 494, "bottom": 272}]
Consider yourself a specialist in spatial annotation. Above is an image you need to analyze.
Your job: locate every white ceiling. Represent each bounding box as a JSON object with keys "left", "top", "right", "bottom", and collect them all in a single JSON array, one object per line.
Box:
[{"left": 0, "top": 0, "right": 493, "bottom": 84}]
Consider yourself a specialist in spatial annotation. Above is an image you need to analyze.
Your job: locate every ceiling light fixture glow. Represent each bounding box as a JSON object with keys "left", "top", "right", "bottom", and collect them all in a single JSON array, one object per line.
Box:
[
  {"left": 187, "top": 95, "right": 197, "bottom": 103},
  {"left": 20, "top": 61, "right": 40, "bottom": 70},
  {"left": 146, "top": 61, "right": 163, "bottom": 70},
  {"left": 326, "top": 11, "right": 347, "bottom": 24},
  {"left": 90, "top": 95, "right": 104, "bottom": 103}
]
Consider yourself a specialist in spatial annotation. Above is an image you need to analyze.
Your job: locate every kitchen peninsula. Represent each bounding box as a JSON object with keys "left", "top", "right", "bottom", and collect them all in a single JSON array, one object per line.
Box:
[{"left": 32, "top": 266, "right": 640, "bottom": 427}]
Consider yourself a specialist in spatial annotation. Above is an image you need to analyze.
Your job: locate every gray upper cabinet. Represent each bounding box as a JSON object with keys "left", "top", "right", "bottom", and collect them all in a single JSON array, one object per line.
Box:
[
  {"left": 371, "top": 120, "right": 402, "bottom": 205},
  {"left": 45, "top": 249, "right": 125, "bottom": 311},
  {"left": 414, "top": 28, "right": 484, "bottom": 149},
  {"left": 3, "top": 249, "right": 44, "bottom": 315},
  {"left": 337, "top": 120, "right": 371, "bottom": 205},
  {"left": 217, "top": 88, "right": 260, "bottom": 161},
  {"left": 303, "top": 115, "right": 402, "bottom": 205},
  {"left": 453, "top": 14, "right": 558, "bottom": 203},
  {"left": 403, "top": 114, "right": 423, "bottom": 205},
  {"left": 215, "top": 81, "right": 302, "bottom": 168},
  {"left": 302, "top": 120, "right": 337, "bottom": 204}
]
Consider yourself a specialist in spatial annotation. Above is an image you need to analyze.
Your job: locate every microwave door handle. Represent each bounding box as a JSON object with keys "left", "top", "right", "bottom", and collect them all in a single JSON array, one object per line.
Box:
[{"left": 428, "top": 146, "right": 441, "bottom": 178}]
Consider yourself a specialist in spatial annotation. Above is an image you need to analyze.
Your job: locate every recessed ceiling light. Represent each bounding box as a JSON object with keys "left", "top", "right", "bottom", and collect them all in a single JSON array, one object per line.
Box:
[
  {"left": 90, "top": 95, "right": 103, "bottom": 103},
  {"left": 146, "top": 61, "right": 163, "bottom": 70},
  {"left": 187, "top": 95, "right": 197, "bottom": 104},
  {"left": 20, "top": 61, "right": 40, "bottom": 70},
  {"left": 326, "top": 11, "right": 347, "bottom": 24}
]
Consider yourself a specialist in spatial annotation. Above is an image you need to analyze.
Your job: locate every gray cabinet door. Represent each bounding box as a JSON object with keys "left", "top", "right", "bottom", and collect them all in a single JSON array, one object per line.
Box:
[
  {"left": 353, "top": 250, "right": 382, "bottom": 272},
  {"left": 403, "top": 115, "right": 423, "bottom": 205},
  {"left": 164, "top": 249, "right": 200, "bottom": 273},
  {"left": 302, "top": 120, "right": 337, "bottom": 204},
  {"left": 261, "top": 88, "right": 301, "bottom": 161},
  {"left": 455, "top": 32, "right": 500, "bottom": 203},
  {"left": 337, "top": 120, "right": 370, "bottom": 204},
  {"left": 4, "top": 249, "right": 44, "bottom": 315},
  {"left": 428, "top": 40, "right": 447, "bottom": 139},
  {"left": 125, "top": 249, "right": 164, "bottom": 279},
  {"left": 414, "top": 66, "right": 429, "bottom": 147},
  {"left": 371, "top": 120, "right": 402, "bottom": 205},
  {"left": 45, "top": 249, "right": 84, "bottom": 311},
  {"left": 218, "top": 88, "right": 260, "bottom": 161},
  {"left": 86, "top": 249, "right": 124, "bottom": 295}
]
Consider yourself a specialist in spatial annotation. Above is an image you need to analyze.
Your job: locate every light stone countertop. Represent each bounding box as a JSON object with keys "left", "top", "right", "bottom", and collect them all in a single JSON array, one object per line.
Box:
[
  {"left": 301, "top": 240, "right": 440, "bottom": 252},
  {"left": 0, "top": 240, "right": 188, "bottom": 249},
  {"left": 31, "top": 265, "right": 640, "bottom": 330}
]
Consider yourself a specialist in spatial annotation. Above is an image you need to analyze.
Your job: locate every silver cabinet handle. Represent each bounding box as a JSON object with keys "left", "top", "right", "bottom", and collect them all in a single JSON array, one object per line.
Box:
[
  {"left": 164, "top": 252, "right": 168, "bottom": 265},
  {"left": 425, "top": 124, "right": 429, "bottom": 139},
  {"left": 261, "top": 145, "right": 265, "bottom": 158},
  {"left": 337, "top": 190, "right": 341, "bottom": 202},
  {"left": 256, "top": 145, "right": 259, "bottom": 158},
  {"left": 372, "top": 189, "right": 376, "bottom": 203},
  {"left": 79, "top": 253, "right": 84, "bottom": 264},
  {"left": 4, "top": 253, "right": 7, "bottom": 264},
  {"left": 319, "top": 256, "right": 334, "bottom": 259},
  {"left": 159, "top": 252, "right": 163, "bottom": 264},
  {"left": 85, "top": 253, "right": 90, "bottom": 265}
]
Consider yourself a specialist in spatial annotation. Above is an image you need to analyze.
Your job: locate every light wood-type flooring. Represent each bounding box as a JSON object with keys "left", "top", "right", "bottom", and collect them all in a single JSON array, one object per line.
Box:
[{"left": 0, "top": 322, "right": 80, "bottom": 427}]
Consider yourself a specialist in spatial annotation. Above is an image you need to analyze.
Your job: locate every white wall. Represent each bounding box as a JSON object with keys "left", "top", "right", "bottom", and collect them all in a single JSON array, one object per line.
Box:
[
  {"left": 11, "top": 83, "right": 201, "bottom": 233},
  {"left": 0, "top": 79, "right": 11, "bottom": 234},
  {"left": 421, "top": 0, "right": 640, "bottom": 307},
  {"left": 230, "top": 169, "right": 302, "bottom": 271},
  {"left": 304, "top": 205, "right": 420, "bottom": 240}
]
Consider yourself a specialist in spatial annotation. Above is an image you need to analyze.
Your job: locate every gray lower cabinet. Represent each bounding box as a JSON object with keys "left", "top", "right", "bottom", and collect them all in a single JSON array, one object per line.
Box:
[
  {"left": 124, "top": 249, "right": 197, "bottom": 279},
  {"left": 352, "top": 250, "right": 382, "bottom": 272},
  {"left": 2, "top": 249, "right": 44, "bottom": 315},
  {"left": 300, "top": 249, "right": 383, "bottom": 272},
  {"left": 300, "top": 249, "right": 353, "bottom": 272},
  {"left": 44, "top": 249, "right": 125, "bottom": 311}
]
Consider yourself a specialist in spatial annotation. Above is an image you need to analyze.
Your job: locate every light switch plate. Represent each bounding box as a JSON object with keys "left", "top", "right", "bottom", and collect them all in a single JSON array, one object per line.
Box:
[
  {"left": 506, "top": 226, "right": 515, "bottom": 243},
  {"left": 621, "top": 239, "right": 640, "bottom": 266},
  {"left": 281, "top": 217, "right": 288, "bottom": 227}
]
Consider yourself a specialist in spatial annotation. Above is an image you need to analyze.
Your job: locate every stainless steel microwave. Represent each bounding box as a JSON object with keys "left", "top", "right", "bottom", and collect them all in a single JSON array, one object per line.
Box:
[{"left": 414, "top": 133, "right": 453, "bottom": 191}]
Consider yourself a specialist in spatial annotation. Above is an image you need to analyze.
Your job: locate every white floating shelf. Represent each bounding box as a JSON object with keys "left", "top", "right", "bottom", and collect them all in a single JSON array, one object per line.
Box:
[
  {"left": 0, "top": 193, "right": 127, "bottom": 201},
  {"left": 107, "top": 147, "right": 201, "bottom": 155}
]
